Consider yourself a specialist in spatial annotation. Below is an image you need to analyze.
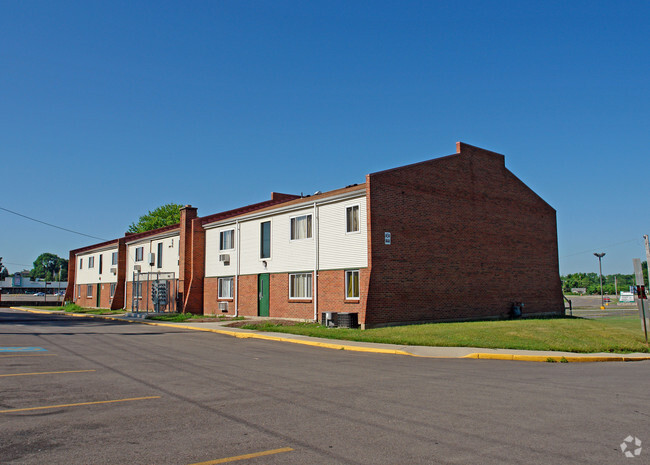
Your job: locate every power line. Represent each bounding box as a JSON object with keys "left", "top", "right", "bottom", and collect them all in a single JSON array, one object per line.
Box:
[{"left": 0, "top": 206, "right": 108, "bottom": 241}]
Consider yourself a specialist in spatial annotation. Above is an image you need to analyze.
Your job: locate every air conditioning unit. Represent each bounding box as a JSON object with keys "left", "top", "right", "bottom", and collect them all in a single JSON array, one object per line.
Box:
[
  {"left": 109, "top": 267, "right": 117, "bottom": 275},
  {"left": 134, "top": 265, "right": 141, "bottom": 272},
  {"left": 218, "top": 254, "right": 230, "bottom": 265},
  {"left": 321, "top": 312, "right": 338, "bottom": 327},
  {"left": 218, "top": 301, "right": 229, "bottom": 313},
  {"left": 148, "top": 253, "right": 155, "bottom": 266}
]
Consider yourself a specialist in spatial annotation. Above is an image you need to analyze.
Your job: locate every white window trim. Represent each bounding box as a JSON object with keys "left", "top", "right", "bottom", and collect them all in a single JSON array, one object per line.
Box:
[
  {"left": 86, "top": 284, "right": 93, "bottom": 298},
  {"left": 259, "top": 220, "right": 272, "bottom": 261},
  {"left": 88, "top": 256, "right": 95, "bottom": 268},
  {"left": 345, "top": 270, "right": 360, "bottom": 300},
  {"left": 289, "top": 214, "right": 313, "bottom": 241},
  {"left": 135, "top": 247, "right": 144, "bottom": 262},
  {"left": 112, "top": 252, "right": 118, "bottom": 266},
  {"left": 289, "top": 272, "right": 313, "bottom": 300},
  {"left": 220, "top": 229, "right": 235, "bottom": 251},
  {"left": 345, "top": 204, "right": 361, "bottom": 235},
  {"left": 218, "top": 277, "right": 234, "bottom": 299}
]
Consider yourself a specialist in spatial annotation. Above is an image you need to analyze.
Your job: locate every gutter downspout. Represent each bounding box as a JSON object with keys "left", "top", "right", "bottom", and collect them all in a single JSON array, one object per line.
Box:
[
  {"left": 235, "top": 220, "right": 240, "bottom": 317},
  {"left": 314, "top": 202, "right": 319, "bottom": 322}
]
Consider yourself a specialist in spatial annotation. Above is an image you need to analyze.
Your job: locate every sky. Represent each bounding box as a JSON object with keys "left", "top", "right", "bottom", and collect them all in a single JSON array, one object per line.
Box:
[{"left": 1, "top": 0, "right": 649, "bottom": 277}]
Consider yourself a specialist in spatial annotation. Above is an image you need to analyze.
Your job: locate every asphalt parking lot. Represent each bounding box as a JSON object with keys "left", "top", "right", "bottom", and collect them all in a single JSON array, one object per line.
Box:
[{"left": 1, "top": 308, "right": 649, "bottom": 464}]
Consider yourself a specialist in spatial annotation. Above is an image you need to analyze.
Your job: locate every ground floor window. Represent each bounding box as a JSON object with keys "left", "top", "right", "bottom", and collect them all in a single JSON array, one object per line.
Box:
[
  {"left": 110, "top": 283, "right": 116, "bottom": 298},
  {"left": 78, "top": 285, "right": 82, "bottom": 299},
  {"left": 345, "top": 270, "right": 359, "bottom": 300},
  {"left": 289, "top": 273, "right": 312, "bottom": 299},
  {"left": 218, "top": 277, "right": 234, "bottom": 299},
  {"left": 134, "top": 282, "right": 142, "bottom": 298},
  {"left": 86, "top": 284, "right": 93, "bottom": 298}
]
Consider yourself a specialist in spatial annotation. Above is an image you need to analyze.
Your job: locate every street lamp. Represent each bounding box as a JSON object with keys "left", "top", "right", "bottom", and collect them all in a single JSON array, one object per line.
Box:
[{"left": 594, "top": 252, "right": 606, "bottom": 307}]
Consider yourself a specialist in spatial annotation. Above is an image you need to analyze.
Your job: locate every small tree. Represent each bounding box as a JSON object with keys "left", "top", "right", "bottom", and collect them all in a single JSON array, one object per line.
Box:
[{"left": 128, "top": 203, "right": 183, "bottom": 233}]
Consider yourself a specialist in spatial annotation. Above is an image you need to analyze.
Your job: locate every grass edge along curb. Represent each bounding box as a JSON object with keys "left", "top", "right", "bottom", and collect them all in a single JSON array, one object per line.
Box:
[{"left": 10, "top": 307, "right": 650, "bottom": 363}]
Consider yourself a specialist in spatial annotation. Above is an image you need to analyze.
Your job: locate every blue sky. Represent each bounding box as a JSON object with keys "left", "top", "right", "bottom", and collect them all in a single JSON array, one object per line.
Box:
[{"left": 1, "top": 0, "right": 649, "bottom": 276}]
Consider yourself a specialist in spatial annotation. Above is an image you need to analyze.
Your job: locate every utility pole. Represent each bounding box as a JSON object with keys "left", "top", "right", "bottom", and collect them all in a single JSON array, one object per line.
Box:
[
  {"left": 643, "top": 234, "right": 650, "bottom": 289},
  {"left": 594, "top": 252, "right": 606, "bottom": 308}
]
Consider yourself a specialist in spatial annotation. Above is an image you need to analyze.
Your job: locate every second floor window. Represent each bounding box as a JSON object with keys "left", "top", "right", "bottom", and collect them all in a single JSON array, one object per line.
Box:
[
  {"left": 220, "top": 230, "right": 234, "bottom": 250},
  {"left": 112, "top": 252, "right": 118, "bottom": 265},
  {"left": 260, "top": 221, "right": 271, "bottom": 259},
  {"left": 88, "top": 256, "right": 95, "bottom": 268},
  {"left": 346, "top": 205, "right": 359, "bottom": 233},
  {"left": 135, "top": 247, "right": 144, "bottom": 262},
  {"left": 290, "top": 215, "right": 312, "bottom": 240}
]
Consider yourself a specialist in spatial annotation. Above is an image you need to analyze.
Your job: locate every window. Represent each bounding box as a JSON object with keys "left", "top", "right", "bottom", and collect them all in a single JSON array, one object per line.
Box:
[
  {"left": 86, "top": 284, "right": 93, "bottom": 298},
  {"left": 88, "top": 256, "right": 95, "bottom": 268},
  {"left": 290, "top": 215, "right": 312, "bottom": 240},
  {"left": 218, "top": 277, "right": 234, "bottom": 299},
  {"left": 345, "top": 270, "right": 360, "bottom": 300},
  {"left": 260, "top": 221, "right": 271, "bottom": 259},
  {"left": 135, "top": 247, "right": 143, "bottom": 262},
  {"left": 79, "top": 258, "right": 83, "bottom": 269},
  {"left": 134, "top": 282, "right": 142, "bottom": 298},
  {"left": 112, "top": 252, "right": 118, "bottom": 265},
  {"left": 220, "top": 229, "right": 234, "bottom": 250},
  {"left": 110, "top": 283, "right": 116, "bottom": 298},
  {"left": 99, "top": 254, "right": 103, "bottom": 274},
  {"left": 157, "top": 242, "right": 163, "bottom": 268},
  {"left": 346, "top": 205, "right": 359, "bottom": 233},
  {"left": 77, "top": 285, "right": 81, "bottom": 299},
  {"left": 289, "top": 273, "right": 312, "bottom": 299}
]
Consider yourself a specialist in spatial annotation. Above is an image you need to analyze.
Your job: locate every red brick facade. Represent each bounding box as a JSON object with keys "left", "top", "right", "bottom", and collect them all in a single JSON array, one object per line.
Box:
[
  {"left": 363, "top": 142, "right": 562, "bottom": 326},
  {"left": 203, "top": 269, "right": 370, "bottom": 320}
]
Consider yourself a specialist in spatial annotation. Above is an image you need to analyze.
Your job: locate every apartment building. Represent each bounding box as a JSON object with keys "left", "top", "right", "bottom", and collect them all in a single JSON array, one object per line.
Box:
[{"left": 65, "top": 142, "right": 564, "bottom": 327}]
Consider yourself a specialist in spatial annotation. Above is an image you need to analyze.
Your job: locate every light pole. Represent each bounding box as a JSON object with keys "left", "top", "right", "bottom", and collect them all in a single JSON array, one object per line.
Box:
[{"left": 594, "top": 252, "right": 606, "bottom": 307}]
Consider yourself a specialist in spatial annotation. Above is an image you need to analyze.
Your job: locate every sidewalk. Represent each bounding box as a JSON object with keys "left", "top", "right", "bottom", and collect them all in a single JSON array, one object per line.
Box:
[{"left": 10, "top": 307, "right": 650, "bottom": 363}]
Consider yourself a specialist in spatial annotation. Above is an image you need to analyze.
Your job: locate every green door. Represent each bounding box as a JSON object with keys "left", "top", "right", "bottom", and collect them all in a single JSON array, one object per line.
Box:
[
  {"left": 96, "top": 284, "right": 101, "bottom": 308},
  {"left": 258, "top": 274, "right": 270, "bottom": 317}
]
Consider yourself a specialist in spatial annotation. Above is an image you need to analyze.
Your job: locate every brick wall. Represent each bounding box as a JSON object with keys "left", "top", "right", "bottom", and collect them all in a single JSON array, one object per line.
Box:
[
  {"left": 74, "top": 282, "right": 113, "bottom": 308},
  {"left": 204, "top": 269, "right": 369, "bottom": 321},
  {"left": 364, "top": 142, "right": 563, "bottom": 327}
]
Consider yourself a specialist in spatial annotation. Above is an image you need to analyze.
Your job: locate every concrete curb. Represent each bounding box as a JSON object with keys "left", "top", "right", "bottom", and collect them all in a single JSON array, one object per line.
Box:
[{"left": 9, "top": 307, "right": 650, "bottom": 363}]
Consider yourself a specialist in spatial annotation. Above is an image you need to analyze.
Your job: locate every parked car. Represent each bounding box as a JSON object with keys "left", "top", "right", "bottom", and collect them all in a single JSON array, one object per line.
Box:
[{"left": 33, "top": 292, "right": 45, "bottom": 296}]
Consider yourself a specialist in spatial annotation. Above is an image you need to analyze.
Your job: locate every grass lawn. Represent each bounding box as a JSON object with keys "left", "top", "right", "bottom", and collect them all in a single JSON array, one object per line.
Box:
[
  {"left": 239, "top": 316, "right": 650, "bottom": 353},
  {"left": 25, "top": 304, "right": 124, "bottom": 315},
  {"left": 147, "top": 313, "right": 245, "bottom": 322}
]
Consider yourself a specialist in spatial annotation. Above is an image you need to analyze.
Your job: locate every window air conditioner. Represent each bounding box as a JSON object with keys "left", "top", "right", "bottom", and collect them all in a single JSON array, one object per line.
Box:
[
  {"left": 148, "top": 253, "right": 155, "bottom": 266},
  {"left": 134, "top": 265, "right": 141, "bottom": 272},
  {"left": 110, "top": 267, "right": 117, "bottom": 275},
  {"left": 219, "top": 254, "right": 230, "bottom": 265},
  {"left": 219, "top": 301, "right": 229, "bottom": 312}
]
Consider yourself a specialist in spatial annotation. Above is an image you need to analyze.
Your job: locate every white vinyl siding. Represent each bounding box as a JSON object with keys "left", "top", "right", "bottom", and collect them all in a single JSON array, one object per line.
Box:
[
  {"left": 289, "top": 273, "right": 312, "bottom": 299},
  {"left": 126, "top": 234, "right": 179, "bottom": 281},
  {"left": 206, "top": 196, "right": 367, "bottom": 277},
  {"left": 76, "top": 248, "right": 119, "bottom": 285}
]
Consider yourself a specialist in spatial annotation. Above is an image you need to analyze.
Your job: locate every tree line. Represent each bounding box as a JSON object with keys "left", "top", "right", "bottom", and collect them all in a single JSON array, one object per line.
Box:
[{"left": 562, "top": 261, "right": 648, "bottom": 295}]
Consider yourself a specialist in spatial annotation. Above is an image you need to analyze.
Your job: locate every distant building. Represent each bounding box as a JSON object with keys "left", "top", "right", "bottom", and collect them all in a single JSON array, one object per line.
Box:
[
  {"left": 0, "top": 273, "right": 67, "bottom": 294},
  {"left": 66, "top": 142, "right": 563, "bottom": 327}
]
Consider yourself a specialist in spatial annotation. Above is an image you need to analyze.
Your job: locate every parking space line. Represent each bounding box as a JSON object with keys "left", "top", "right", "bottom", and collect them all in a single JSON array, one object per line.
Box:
[
  {"left": 0, "top": 353, "right": 56, "bottom": 358},
  {"left": 0, "top": 369, "right": 96, "bottom": 378},
  {"left": 189, "top": 447, "right": 294, "bottom": 465},
  {"left": 0, "top": 396, "right": 161, "bottom": 413}
]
